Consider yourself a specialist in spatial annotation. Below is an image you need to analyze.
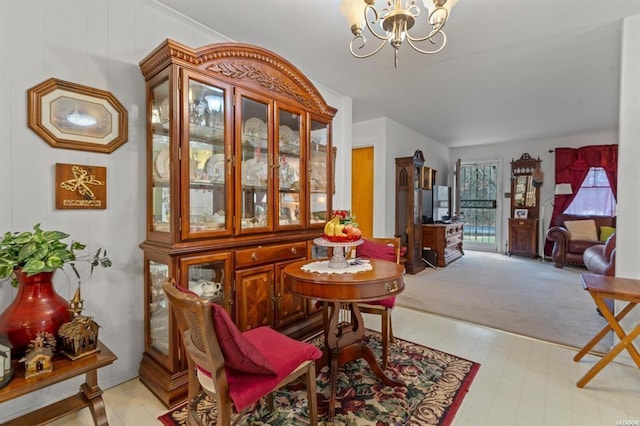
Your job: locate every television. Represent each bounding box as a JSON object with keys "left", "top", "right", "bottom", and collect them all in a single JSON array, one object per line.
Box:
[{"left": 432, "top": 185, "right": 451, "bottom": 223}]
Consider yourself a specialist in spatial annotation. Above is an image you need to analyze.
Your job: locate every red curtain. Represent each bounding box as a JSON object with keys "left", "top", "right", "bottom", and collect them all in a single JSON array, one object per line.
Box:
[{"left": 545, "top": 144, "right": 618, "bottom": 255}]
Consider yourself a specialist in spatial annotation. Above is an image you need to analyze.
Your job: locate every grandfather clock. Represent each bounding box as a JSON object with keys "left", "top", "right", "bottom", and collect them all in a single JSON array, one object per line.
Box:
[{"left": 395, "top": 150, "right": 425, "bottom": 274}]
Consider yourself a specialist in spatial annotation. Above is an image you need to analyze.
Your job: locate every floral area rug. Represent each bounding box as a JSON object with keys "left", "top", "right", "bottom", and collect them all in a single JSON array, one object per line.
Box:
[{"left": 158, "top": 330, "right": 480, "bottom": 425}]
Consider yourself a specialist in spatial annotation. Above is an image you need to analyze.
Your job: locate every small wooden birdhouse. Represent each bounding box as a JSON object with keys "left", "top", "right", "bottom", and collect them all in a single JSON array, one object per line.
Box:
[
  {"left": 0, "top": 336, "right": 13, "bottom": 389},
  {"left": 58, "top": 316, "right": 100, "bottom": 360},
  {"left": 19, "top": 335, "right": 54, "bottom": 379}
]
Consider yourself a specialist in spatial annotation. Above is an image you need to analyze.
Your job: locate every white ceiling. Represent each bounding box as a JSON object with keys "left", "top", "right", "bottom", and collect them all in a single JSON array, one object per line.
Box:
[{"left": 155, "top": 0, "right": 640, "bottom": 147}]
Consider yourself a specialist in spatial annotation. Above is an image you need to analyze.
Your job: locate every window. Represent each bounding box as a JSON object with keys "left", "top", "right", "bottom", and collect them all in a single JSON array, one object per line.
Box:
[{"left": 564, "top": 167, "right": 616, "bottom": 216}]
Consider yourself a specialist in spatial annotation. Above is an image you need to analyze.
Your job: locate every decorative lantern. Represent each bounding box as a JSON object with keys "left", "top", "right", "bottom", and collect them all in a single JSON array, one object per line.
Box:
[
  {"left": 58, "top": 316, "right": 100, "bottom": 360},
  {"left": 0, "top": 335, "right": 12, "bottom": 389}
]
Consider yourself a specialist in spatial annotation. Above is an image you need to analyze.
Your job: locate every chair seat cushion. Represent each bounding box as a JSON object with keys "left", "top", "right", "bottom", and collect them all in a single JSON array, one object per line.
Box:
[
  {"left": 198, "top": 326, "right": 321, "bottom": 411},
  {"left": 175, "top": 283, "right": 276, "bottom": 375},
  {"left": 361, "top": 296, "right": 396, "bottom": 309},
  {"left": 209, "top": 303, "right": 277, "bottom": 376},
  {"left": 356, "top": 239, "right": 405, "bottom": 262},
  {"left": 568, "top": 239, "right": 602, "bottom": 254}
]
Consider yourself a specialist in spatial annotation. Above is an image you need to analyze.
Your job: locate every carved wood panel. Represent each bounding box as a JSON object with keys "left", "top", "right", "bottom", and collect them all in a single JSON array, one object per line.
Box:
[{"left": 235, "top": 265, "right": 274, "bottom": 331}]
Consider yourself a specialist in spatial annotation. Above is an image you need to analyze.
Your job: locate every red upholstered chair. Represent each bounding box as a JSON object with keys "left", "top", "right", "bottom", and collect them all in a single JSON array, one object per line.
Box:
[
  {"left": 162, "top": 280, "right": 321, "bottom": 425},
  {"left": 356, "top": 237, "right": 404, "bottom": 370}
]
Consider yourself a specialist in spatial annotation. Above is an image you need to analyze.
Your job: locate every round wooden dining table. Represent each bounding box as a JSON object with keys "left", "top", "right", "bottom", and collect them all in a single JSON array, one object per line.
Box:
[{"left": 283, "top": 258, "right": 405, "bottom": 424}]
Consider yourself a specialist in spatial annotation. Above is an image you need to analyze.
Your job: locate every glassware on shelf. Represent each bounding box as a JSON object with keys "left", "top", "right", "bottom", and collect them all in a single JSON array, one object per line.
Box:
[
  {"left": 149, "top": 261, "right": 169, "bottom": 354},
  {"left": 280, "top": 155, "right": 296, "bottom": 188}
]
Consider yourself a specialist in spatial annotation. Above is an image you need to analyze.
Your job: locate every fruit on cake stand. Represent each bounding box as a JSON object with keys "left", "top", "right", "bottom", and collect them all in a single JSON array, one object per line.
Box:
[
  {"left": 322, "top": 210, "right": 362, "bottom": 242},
  {"left": 316, "top": 210, "right": 363, "bottom": 268}
]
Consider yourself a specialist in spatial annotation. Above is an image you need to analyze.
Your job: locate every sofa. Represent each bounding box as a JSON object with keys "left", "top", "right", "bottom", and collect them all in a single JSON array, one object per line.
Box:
[
  {"left": 546, "top": 214, "right": 616, "bottom": 268},
  {"left": 583, "top": 233, "right": 616, "bottom": 276}
]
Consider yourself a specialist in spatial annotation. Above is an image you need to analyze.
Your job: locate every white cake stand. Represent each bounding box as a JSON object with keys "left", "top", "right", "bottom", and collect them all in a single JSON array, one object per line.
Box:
[{"left": 313, "top": 237, "right": 364, "bottom": 269}]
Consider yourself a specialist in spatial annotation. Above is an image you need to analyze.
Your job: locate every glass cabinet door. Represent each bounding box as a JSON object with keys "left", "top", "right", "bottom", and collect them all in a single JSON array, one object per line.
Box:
[
  {"left": 236, "top": 90, "right": 272, "bottom": 234},
  {"left": 147, "top": 259, "right": 170, "bottom": 357},
  {"left": 309, "top": 118, "right": 330, "bottom": 226},
  {"left": 180, "top": 252, "right": 233, "bottom": 315},
  {"left": 276, "top": 105, "right": 303, "bottom": 230},
  {"left": 150, "top": 78, "right": 171, "bottom": 237},
  {"left": 181, "top": 71, "right": 233, "bottom": 240}
]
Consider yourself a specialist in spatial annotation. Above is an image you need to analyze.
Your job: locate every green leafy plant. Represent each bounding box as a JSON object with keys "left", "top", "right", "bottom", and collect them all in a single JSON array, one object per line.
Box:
[{"left": 0, "top": 223, "right": 111, "bottom": 287}]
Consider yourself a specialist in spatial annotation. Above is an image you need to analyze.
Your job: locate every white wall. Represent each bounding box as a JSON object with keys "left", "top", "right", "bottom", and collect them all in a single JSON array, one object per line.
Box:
[
  {"left": 615, "top": 14, "right": 640, "bottom": 365},
  {"left": 450, "top": 131, "right": 618, "bottom": 253},
  {"left": 352, "top": 118, "right": 450, "bottom": 237},
  {"left": 0, "top": 0, "right": 352, "bottom": 420}
]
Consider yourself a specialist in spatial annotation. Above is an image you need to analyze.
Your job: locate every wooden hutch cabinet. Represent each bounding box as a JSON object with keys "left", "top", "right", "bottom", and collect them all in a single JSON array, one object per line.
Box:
[
  {"left": 508, "top": 153, "right": 541, "bottom": 257},
  {"left": 138, "top": 39, "right": 336, "bottom": 407},
  {"left": 395, "top": 150, "right": 426, "bottom": 274}
]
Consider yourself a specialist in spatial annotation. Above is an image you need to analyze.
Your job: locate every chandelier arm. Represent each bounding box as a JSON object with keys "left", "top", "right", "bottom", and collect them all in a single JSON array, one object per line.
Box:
[
  {"left": 349, "top": 35, "right": 389, "bottom": 59},
  {"left": 405, "top": 26, "right": 443, "bottom": 43},
  {"left": 405, "top": 9, "right": 448, "bottom": 43},
  {"left": 405, "top": 32, "right": 447, "bottom": 54},
  {"left": 362, "top": 4, "right": 394, "bottom": 42}
]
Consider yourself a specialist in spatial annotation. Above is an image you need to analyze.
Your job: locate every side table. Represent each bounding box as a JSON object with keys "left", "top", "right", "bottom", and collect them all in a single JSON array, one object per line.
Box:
[
  {"left": 574, "top": 274, "right": 640, "bottom": 388},
  {"left": 284, "top": 258, "right": 405, "bottom": 424},
  {"left": 0, "top": 340, "right": 117, "bottom": 425}
]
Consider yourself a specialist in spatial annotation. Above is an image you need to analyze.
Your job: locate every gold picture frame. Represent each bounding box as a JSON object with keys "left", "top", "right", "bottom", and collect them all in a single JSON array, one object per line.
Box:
[{"left": 28, "top": 78, "right": 128, "bottom": 153}]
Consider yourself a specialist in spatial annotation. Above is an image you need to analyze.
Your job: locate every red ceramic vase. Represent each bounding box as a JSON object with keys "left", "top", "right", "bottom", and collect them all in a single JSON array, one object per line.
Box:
[{"left": 0, "top": 269, "right": 71, "bottom": 358}]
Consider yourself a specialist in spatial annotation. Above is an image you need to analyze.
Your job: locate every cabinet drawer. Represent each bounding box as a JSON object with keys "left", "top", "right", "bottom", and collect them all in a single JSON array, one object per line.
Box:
[
  {"left": 235, "top": 242, "right": 307, "bottom": 268},
  {"left": 446, "top": 233, "right": 462, "bottom": 246}
]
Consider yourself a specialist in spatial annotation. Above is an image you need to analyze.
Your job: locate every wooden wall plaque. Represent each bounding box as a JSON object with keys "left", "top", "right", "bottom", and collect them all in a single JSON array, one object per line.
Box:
[{"left": 55, "top": 163, "right": 106, "bottom": 209}]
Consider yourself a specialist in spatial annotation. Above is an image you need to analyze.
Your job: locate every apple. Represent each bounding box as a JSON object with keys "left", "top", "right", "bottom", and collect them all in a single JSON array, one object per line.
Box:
[{"left": 345, "top": 225, "right": 361, "bottom": 237}]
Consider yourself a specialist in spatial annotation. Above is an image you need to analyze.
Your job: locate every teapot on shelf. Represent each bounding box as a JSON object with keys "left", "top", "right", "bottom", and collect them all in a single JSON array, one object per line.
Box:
[
  {"left": 191, "top": 268, "right": 224, "bottom": 301},
  {"left": 199, "top": 280, "right": 222, "bottom": 300}
]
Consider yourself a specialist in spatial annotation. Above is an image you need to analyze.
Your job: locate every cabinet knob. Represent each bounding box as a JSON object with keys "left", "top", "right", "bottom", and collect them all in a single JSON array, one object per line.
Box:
[
  {"left": 251, "top": 252, "right": 258, "bottom": 261},
  {"left": 290, "top": 247, "right": 297, "bottom": 255},
  {"left": 385, "top": 280, "right": 399, "bottom": 293}
]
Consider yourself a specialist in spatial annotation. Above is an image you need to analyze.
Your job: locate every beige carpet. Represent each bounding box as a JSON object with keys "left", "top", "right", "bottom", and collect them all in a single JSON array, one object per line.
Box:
[{"left": 398, "top": 250, "right": 611, "bottom": 354}]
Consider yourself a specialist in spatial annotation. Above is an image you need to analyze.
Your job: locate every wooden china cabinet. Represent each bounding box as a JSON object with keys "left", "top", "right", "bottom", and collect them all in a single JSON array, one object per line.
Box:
[
  {"left": 138, "top": 39, "right": 336, "bottom": 407},
  {"left": 508, "top": 153, "right": 541, "bottom": 257}
]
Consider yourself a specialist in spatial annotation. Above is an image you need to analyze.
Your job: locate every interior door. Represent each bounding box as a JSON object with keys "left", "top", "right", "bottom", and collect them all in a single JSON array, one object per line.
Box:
[
  {"left": 351, "top": 147, "right": 373, "bottom": 238},
  {"left": 459, "top": 160, "right": 499, "bottom": 252}
]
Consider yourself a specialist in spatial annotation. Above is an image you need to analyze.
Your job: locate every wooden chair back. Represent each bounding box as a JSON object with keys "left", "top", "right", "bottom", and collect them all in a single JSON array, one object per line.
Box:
[
  {"left": 162, "top": 280, "right": 232, "bottom": 422},
  {"left": 366, "top": 237, "right": 402, "bottom": 264}
]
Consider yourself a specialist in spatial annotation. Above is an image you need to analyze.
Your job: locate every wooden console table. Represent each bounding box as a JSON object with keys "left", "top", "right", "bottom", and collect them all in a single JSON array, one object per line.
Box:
[
  {"left": 422, "top": 223, "right": 464, "bottom": 267},
  {"left": 574, "top": 274, "right": 640, "bottom": 388},
  {"left": 0, "top": 341, "right": 117, "bottom": 426}
]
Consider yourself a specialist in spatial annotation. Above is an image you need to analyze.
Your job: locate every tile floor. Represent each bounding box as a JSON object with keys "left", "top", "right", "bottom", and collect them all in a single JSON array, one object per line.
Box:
[{"left": 46, "top": 307, "right": 640, "bottom": 425}]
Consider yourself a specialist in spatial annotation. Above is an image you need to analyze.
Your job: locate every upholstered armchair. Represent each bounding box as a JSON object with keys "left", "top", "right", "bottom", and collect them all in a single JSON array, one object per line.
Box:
[
  {"left": 583, "top": 233, "right": 616, "bottom": 276},
  {"left": 546, "top": 214, "right": 616, "bottom": 268}
]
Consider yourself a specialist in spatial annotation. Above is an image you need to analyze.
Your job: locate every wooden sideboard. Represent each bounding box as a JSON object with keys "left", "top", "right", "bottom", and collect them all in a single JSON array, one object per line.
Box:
[{"left": 422, "top": 223, "right": 464, "bottom": 267}]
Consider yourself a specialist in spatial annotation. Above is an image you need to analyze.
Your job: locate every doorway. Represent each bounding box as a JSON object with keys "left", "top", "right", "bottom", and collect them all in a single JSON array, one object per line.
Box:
[
  {"left": 459, "top": 160, "right": 499, "bottom": 252},
  {"left": 351, "top": 147, "right": 373, "bottom": 238}
]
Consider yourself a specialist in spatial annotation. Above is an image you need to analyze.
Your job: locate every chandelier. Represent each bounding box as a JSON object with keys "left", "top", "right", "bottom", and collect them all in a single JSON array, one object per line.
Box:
[{"left": 340, "top": 0, "right": 458, "bottom": 68}]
